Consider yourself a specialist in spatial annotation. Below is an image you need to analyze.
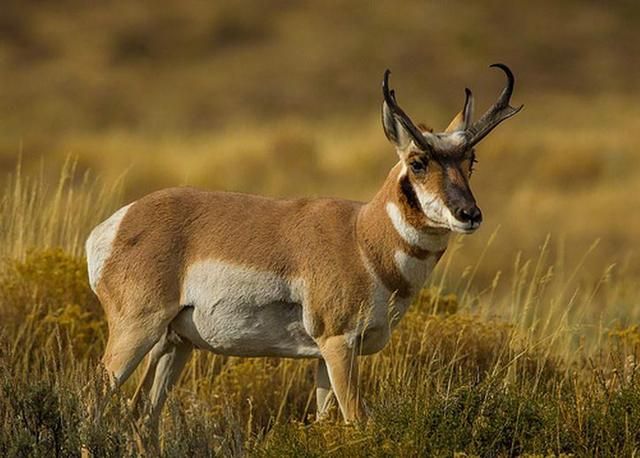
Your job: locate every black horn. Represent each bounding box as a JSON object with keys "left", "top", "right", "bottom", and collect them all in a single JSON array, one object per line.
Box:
[
  {"left": 463, "top": 63, "right": 523, "bottom": 147},
  {"left": 382, "top": 69, "right": 435, "bottom": 153},
  {"left": 461, "top": 87, "right": 474, "bottom": 130}
]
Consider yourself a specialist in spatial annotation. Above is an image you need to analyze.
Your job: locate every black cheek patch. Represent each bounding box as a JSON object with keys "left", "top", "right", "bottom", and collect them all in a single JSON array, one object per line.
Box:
[{"left": 399, "top": 174, "right": 422, "bottom": 212}]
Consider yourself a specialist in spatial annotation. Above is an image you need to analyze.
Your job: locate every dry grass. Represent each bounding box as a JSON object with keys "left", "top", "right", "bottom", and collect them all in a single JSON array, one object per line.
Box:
[
  {"left": 0, "top": 158, "right": 124, "bottom": 260},
  {"left": 0, "top": 164, "right": 638, "bottom": 456}
]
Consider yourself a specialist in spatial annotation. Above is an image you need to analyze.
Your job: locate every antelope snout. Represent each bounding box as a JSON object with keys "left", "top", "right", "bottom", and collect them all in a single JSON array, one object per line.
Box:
[{"left": 453, "top": 204, "right": 483, "bottom": 231}]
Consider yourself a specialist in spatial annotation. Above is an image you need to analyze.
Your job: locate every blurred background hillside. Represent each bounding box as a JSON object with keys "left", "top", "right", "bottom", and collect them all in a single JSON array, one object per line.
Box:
[{"left": 1, "top": 0, "right": 639, "bottom": 284}]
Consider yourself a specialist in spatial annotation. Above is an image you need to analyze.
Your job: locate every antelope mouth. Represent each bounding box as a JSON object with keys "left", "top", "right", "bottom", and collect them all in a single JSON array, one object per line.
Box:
[
  {"left": 449, "top": 220, "right": 481, "bottom": 234},
  {"left": 422, "top": 212, "right": 482, "bottom": 235}
]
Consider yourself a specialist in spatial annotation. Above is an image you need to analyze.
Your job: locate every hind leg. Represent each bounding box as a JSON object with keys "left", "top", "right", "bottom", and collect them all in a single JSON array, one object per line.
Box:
[
  {"left": 130, "top": 335, "right": 170, "bottom": 415},
  {"left": 127, "top": 330, "right": 192, "bottom": 454},
  {"left": 316, "top": 359, "right": 335, "bottom": 420},
  {"left": 102, "top": 321, "right": 166, "bottom": 389},
  {"left": 101, "top": 298, "right": 182, "bottom": 389},
  {"left": 82, "top": 313, "right": 171, "bottom": 456},
  {"left": 131, "top": 331, "right": 193, "bottom": 430}
]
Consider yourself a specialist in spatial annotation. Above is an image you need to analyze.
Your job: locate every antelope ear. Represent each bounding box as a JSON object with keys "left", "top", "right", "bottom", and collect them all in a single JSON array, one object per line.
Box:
[
  {"left": 445, "top": 88, "right": 474, "bottom": 133},
  {"left": 382, "top": 69, "right": 435, "bottom": 160},
  {"left": 382, "top": 98, "right": 413, "bottom": 152},
  {"left": 444, "top": 112, "right": 465, "bottom": 133}
]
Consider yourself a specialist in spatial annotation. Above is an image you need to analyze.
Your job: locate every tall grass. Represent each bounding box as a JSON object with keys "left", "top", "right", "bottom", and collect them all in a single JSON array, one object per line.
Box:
[
  {"left": 0, "top": 158, "right": 124, "bottom": 260},
  {"left": 0, "top": 164, "right": 638, "bottom": 456}
]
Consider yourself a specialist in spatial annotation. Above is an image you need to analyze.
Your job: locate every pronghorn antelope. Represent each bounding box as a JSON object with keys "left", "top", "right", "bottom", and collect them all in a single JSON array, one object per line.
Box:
[{"left": 86, "top": 64, "right": 521, "bottom": 427}]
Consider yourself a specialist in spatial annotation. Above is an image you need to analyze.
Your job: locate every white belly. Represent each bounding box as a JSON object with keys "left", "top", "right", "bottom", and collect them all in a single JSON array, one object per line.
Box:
[{"left": 173, "top": 259, "right": 320, "bottom": 358}]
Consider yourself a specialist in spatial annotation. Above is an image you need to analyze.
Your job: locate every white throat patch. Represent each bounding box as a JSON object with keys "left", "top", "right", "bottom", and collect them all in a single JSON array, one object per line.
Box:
[{"left": 385, "top": 202, "right": 449, "bottom": 252}]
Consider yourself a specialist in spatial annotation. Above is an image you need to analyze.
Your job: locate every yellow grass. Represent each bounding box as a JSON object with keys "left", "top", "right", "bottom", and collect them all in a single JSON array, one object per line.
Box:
[{"left": 0, "top": 163, "right": 638, "bottom": 455}]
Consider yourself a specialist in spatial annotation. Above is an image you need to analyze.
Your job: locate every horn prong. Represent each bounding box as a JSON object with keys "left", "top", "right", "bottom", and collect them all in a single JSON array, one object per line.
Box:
[
  {"left": 462, "top": 88, "right": 474, "bottom": 128},
  {"left": 463, "top": 63, "right": 522, "bottom": 147}
]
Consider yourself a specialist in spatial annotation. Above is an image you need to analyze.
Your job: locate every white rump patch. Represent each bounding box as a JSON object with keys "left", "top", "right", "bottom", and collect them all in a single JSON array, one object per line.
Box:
[
  {"left": 86, "top": 203, "right": 134, "bottom": 292},
  {"left": 385, "top": 202, "right": 449, "bottom": 252}
]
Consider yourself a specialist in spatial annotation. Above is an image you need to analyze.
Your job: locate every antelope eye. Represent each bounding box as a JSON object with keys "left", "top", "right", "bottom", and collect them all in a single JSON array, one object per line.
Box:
[{"left": 409, "top": 160, "right": 426, "bottom": 174}]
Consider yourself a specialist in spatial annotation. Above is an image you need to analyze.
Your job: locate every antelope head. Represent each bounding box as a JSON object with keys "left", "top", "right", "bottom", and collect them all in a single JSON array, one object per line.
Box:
[{"left": 382, "top": 64, "right": 522, "bottom": 234}]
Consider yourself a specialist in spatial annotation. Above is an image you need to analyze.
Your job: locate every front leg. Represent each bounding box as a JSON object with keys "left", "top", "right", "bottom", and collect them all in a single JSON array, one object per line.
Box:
[{"left": 318, "top": 335, "right": 366, "bottom": 423}]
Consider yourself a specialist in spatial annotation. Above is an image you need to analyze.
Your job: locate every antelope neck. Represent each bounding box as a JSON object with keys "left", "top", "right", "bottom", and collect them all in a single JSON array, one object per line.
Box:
[{"left": 356, "top": 163, "right": 450, "bottom": 298}]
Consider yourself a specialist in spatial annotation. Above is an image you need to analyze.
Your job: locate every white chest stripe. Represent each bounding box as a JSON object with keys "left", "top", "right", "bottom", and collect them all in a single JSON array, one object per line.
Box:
[
  {"left": 385, "top": 202, "right": 449, "bottom": 252},
  {"left": 354, "top": 246, "right": 412, "bottom": 350},
  {"left": 394, "top": 250, "right": 437, "bottom": 288}
]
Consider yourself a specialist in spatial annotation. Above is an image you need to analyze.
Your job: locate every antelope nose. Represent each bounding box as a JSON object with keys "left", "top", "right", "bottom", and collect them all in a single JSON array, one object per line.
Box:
[{"left": 455, "top": 205, "right": 483, "bottom": 225}]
